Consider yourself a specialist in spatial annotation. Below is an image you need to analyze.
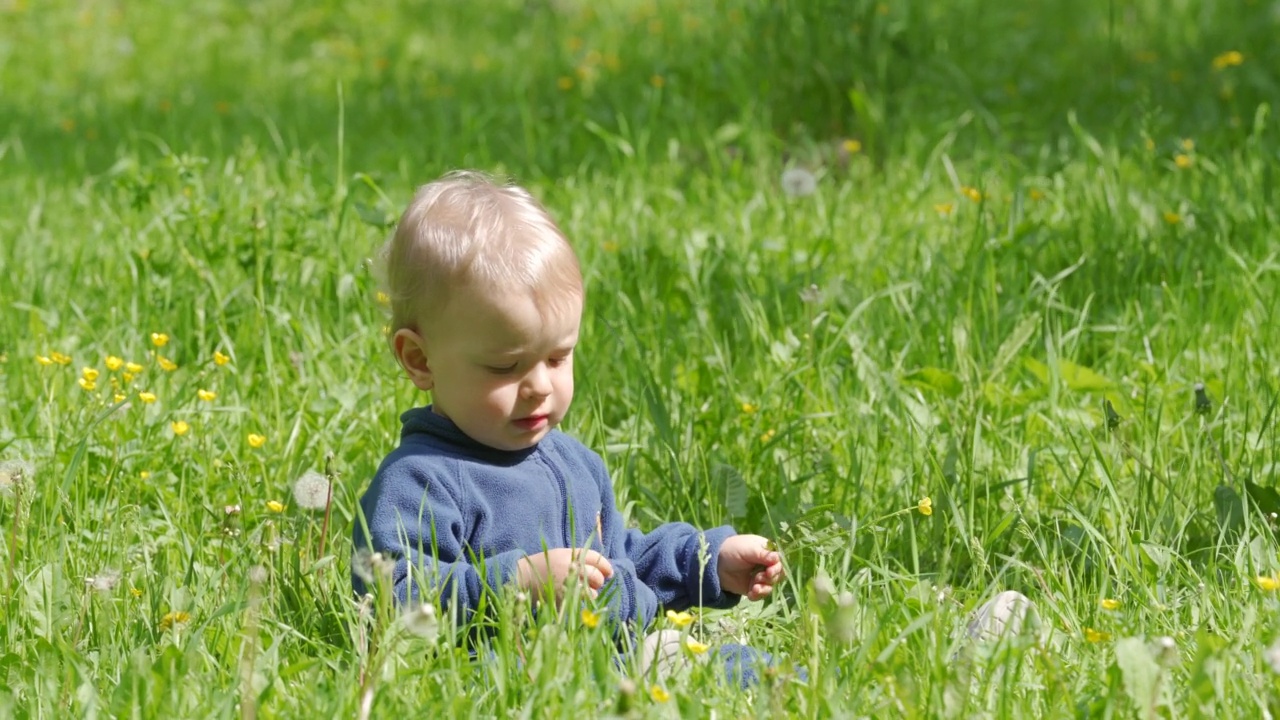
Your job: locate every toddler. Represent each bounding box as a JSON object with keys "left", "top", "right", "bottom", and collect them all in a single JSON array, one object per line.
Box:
[{"left": 352, "top": 171, "right": 786, "bottom": 684}]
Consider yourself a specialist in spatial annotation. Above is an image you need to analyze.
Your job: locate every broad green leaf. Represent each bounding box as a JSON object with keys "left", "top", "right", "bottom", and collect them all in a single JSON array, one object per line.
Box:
[
  {"left": 902, "top": 367, "right": 963, "bottom": 397},
  {"left": 1115, "top": 637, "right": 1161, "bottom": 712},
  {"left": 1056, "top": 359, "right": 1113, "bottom": 391}
]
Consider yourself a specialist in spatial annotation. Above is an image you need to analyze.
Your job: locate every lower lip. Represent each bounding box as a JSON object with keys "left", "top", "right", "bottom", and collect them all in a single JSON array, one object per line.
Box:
[{"left": 514, "top": 415, "right": 549, "bottom": 432}]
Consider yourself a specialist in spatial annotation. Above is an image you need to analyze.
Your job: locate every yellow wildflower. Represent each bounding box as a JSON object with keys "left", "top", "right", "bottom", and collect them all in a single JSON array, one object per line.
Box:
[
  {"left": 580, "top": 609, "right": 603, "bottom": 629},
  {"left": 125, "top": 361, "right": 143, "bottom": 374},
  {"left": 266, "top": 500, "right": 285, "bottom": 513},
  {"left": 1174, "top": 154, "right": 1193, "bottom": 169},
  {"left": 157, "top": 356, "right": 177, "bottom": 372},
  {"left": 159, "top": 610, "right": 190, "bottom": 631},
  {"left": 649, "top": 74, "right": 665, "bottom": 89},
  {"left": 375, "top": 292, "right": 390, "bottom": 306},
  {"left": 934, "top": 202, "right": 954, "bottom": 216},
  {"left": 247, "top": 433, "right": 266, "bottom": 449},
  {"left": 78, "top": 377, "right": 96, "bottom": 391},
  {"left": 741, "top": 402, "right": 758, "bottom": 414},
  {"left": 130, "top": 587, "right": 142, "bottom": 598},
  {"left": 649, "top": 685, "right": 670, "bottom": 703},
  {"left": 213, "top": 351, "right": 230, "bottom": 366},
  {"left": 105, "top": 356, "right": 124, "bottom": 371},
  {"left": 82, "top": 367, "right": 99, "bottom": 381},
  {"left": 36, "top": 355, "right": 53, "bottom": 366},
  {"left": 138, "top": 391, "right": 157, "bottom": 404},
  {"left": 197, "top": 389, "right": 217, "bottom": 402},
  {"left": 666, "top": 610, "right": 694, "bottom": 627},
  {"left": 962, "top": 186, "right": 982, "bottom": 203},
  {"left": 917, "top": 497, "right": 933, "bottom": 516},
  {"left": 1180, "top": 138, "right": 1195, "bottom": 152},
  {"left": 557, "top": 76, "right": 574, "bottom": 91},
  {"left": 760, "top": 429, "right": 776, "bottom": 443},
  {"left": 122, "top": 372, "right": 134, "bottom": 383},
  {"left": 842, "top": 138, "right": 862, "bottom": 154},
  {"left": 684, "top": 637, "right": 710, "bottom": 655},
  {"left": 150, "top": 333, "right": 169, "bottom": 347},
  {"left": 1255, "top": 576, "right": 1280, "bottom": 591},
  {"left": 140, "top": 471, "right": 151, "bottom": 479},
  {"left": 1101, "top": 598, "right": 1121, "bottom": 610},
  {"left": 113, "top": 393, "right": 127, "bottom": 403},
  {"left": 1212, "top": 50, "right": 1244, "bottom": 70},
  {"left": 171, "top": 420, "right": 190, "bottom": 436},
  {"left": 51, "top": 352, "right": 72, "bottom": 365},
  {"left": 1029, "top": 189, "right": 1045, "bottom": 201},
  {"left": 1084, "top": 627, "right": 1111, "bottom": 643},
  {"left": 1163, "top": 212, "right": 1182, "bottom": 225}
]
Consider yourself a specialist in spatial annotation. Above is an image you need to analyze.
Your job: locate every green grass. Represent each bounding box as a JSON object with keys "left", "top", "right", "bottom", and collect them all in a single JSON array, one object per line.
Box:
[{"left": 2, "top": 0, "right": 1279, "bottom": 716}]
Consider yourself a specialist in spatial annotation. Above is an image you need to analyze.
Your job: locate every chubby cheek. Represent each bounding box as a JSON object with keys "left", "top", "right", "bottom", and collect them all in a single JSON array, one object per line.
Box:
[{"left": 552, "top": 365, "right": 575, "bottom": 417}]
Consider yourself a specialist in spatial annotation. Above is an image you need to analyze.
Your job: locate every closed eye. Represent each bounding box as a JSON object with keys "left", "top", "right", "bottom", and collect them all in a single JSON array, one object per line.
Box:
[{"left": 485, "top": 363, "right": 519, "bottom": 375}]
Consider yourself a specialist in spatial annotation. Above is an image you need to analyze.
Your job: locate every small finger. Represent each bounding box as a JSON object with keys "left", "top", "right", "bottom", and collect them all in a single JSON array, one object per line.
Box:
[
  {"left": 583, "top": 566, "right": 607, "bottom": 590},
  {"left": 577, "top": 550, "right": 613, "bottom": 575}
]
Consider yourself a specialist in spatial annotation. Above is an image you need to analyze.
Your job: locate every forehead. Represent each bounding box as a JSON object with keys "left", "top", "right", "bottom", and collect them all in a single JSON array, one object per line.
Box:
[{"left": 439, "top": 284, "right": 581, "bottom": 351}]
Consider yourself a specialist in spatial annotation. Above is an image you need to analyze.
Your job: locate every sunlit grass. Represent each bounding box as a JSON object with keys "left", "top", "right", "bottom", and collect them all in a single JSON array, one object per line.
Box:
[{"left": 2, "top": 0, "right": 1279, "bottom": 716}]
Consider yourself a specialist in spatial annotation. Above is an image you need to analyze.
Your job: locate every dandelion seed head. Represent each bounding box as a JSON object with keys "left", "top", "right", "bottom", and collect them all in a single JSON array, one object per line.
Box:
[
  {"left": 1267, "top": 639, "right": 1280, "bottom": 675},
  {"left": 292, "top": 470, "right": 331, "bottom": 510},
  {"left": 248, "top": 565, "right": 269, "bottom": 585},
  {"left": 781, "top": 167, "right": 817, "bottom": 197},
  {"left": 86, "top": 568, "right": 121, "bottom": 593},
  {"left": 0, "top": 459, "right": 34, "bottom": 495},
  {"left": 403, "top": 603, "right": 439, "bottom": 638}
]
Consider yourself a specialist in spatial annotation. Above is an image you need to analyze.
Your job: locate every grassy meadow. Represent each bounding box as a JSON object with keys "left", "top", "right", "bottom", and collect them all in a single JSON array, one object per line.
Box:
[{"left": 2, "top": 0, "right": 1280, "bottom": 716}]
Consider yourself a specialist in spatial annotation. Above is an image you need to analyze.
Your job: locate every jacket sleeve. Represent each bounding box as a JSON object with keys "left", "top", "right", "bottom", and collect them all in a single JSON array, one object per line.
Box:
[
  {"left": 353, "top": 460, "right": 525, "bottom": 619},
  {"left": 591, "top": 455, "right": 740, "bottom": 630}
]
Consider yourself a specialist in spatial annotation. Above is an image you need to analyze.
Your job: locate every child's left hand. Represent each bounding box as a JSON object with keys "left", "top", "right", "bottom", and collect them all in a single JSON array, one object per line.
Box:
[{"left": 717, "top": 534, "right": 784, "bottom": 601}]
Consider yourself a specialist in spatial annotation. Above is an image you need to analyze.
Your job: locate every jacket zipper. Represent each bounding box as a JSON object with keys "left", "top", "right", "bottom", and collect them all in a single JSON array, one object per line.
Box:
[{"left": 540, "top": 451, "right": 572, "bottom": 547}]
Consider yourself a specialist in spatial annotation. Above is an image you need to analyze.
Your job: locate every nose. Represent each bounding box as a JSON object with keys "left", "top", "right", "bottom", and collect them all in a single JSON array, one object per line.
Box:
[{"left": 521, "top": 362, "right": 552, "bottom": 399}]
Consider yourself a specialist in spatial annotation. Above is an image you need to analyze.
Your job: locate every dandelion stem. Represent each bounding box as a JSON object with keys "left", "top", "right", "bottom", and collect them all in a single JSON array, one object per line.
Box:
[
  {"left": 7, "top": 468, "right": 22, "bottom": 593},
  {"left": 317, "top": 453, "right": 336, "bottom": 569}
]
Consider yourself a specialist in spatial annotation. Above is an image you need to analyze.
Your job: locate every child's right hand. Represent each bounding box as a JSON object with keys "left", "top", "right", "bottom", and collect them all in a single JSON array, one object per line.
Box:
[{"left": 516, "top": 549, "right": 614, "bottom": 605}]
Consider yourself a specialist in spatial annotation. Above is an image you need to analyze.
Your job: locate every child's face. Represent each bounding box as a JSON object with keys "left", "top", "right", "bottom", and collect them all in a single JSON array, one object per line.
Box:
[{"left": 412, "top": 284, "right": 581, "bottom": 451}]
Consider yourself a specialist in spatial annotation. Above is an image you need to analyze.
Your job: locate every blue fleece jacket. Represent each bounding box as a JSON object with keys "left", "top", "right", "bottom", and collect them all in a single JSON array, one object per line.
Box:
[{"left": 352, "top": 406, "right": 740, "bottom": 630}]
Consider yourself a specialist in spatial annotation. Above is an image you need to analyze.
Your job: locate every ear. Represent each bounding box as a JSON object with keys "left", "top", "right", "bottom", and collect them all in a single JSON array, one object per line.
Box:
[{"left": 393, "top": 328, "right": 435, "bottom": 392}]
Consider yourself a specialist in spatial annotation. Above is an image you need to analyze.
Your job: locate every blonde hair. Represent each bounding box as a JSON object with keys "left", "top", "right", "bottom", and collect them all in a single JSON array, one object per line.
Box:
[{"left": 380, "top": 171, "right": 583, "bottom": 335}]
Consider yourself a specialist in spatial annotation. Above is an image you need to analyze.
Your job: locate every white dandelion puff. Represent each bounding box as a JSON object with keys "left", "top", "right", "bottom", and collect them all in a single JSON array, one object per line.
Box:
[
  {"left": 1267, "top": 639, "right": 1280, "bottom": 675},
  {"left": 292, "top": 470, "right": 331, "bottom": 510},
  {"left": 248, "top": 565, "right": 269, "bottom": 585},
  {"left": 401, "top": 603, "right": 439, "bottom": 639},
  {"left": 0, "top": 458, "right": 34, "bottom": 496},
  {"left": 86, "top": 568, "right": 122, "bottom": 593},
  {"left": 1152, "top": 635, "right": 1178, "bottom": 667},
  {"left": 781, "top": 167, "right": 817, "bottom": 197}
]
